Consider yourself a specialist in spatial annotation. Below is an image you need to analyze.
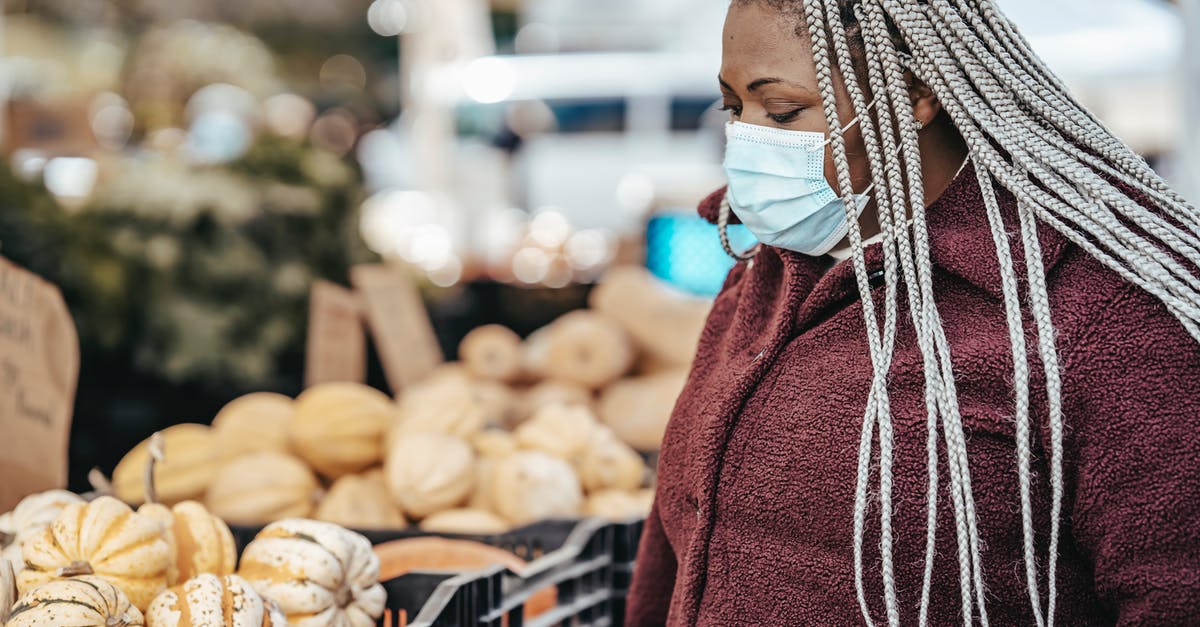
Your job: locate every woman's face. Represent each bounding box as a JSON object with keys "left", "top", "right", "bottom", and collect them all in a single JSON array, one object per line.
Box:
[{"left": 719, "top": 1, "right": 874, "bottom": 198}]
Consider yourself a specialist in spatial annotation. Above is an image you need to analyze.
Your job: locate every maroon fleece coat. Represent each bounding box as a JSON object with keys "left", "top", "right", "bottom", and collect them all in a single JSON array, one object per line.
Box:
[{"left": 626, "top": 163, "right": 1200, "bottom": 625}]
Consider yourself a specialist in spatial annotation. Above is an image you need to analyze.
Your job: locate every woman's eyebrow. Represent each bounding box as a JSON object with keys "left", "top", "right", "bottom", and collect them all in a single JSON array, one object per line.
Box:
[
  {"left": 720, "top": 75, "right": 818, "bottom": 97},
  {"left": 746, "top": 77, "right": 783, "bottom": 91},
  {"left": 718, "top": 76, "right": 784, "bottom": 92}
]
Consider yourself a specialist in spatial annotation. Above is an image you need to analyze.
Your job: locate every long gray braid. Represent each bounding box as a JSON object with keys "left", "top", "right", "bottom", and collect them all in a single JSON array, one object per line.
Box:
[{"left": 733, "top": 0, "right": 1200, "bottom": 624}]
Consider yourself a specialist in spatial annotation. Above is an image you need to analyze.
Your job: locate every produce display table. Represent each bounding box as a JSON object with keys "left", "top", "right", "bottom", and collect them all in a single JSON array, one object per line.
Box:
[{"left": 232, "top": 516, "right": 645, "bottom": 627}]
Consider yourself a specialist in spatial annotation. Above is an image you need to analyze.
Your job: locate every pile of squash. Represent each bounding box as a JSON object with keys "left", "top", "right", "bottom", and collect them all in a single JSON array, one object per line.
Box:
[
  {"left": 99, "top": 378, "right": 656, "bottom": 536},
  {"left": 0, "top": 488, "right": 386, "bottom": 627},
  {"left": 96, "top": 267, "right": 709, "bottom": 534}
]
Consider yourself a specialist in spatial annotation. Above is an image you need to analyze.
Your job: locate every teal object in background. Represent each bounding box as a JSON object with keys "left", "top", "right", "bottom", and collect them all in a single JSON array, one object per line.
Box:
[{"left": 645, "top": 212, "right": 758, "bottom": 297}]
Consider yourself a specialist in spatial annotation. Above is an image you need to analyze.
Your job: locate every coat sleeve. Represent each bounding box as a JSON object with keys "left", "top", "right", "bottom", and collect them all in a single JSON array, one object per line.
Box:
[
  {"left": 625, "top": 498, "right": 677, "bottom": 626},
  {"left": 1059, "top": 276, "right": 1200, "bottom": 624}
]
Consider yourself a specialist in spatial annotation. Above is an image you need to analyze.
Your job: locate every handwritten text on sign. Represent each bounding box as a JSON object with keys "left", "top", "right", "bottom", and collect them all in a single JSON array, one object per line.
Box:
[{"left": 0, "top": 256, "right": 79, "bottom": 511}]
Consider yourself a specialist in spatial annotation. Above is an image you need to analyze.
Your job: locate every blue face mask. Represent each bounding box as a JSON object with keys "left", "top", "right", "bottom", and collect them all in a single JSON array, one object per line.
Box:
[{"left": 723, "top": 120, "right": 872, "bottom": 256}]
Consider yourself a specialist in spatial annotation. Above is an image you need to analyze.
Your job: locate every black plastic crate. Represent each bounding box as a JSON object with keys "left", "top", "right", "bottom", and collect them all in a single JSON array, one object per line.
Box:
[{"left": 231, "top": 516, "right": 645, "bottom": 627}]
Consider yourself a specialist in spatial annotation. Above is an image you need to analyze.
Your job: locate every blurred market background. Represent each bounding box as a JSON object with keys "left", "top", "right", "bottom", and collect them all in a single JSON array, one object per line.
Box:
[{"left": 0, "top": 0, "right": 1195, "bottom": 491}]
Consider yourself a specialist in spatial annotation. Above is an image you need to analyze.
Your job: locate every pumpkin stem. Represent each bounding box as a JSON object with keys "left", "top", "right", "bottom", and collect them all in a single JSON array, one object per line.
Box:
[
  {"left": 335, "top": 585, "right": 353, "bottom": 609},
  {"left": 145, "top": 432, "right": 166, "bottom": 505},
  {"left": 87, "top": 468, "right": 115, "bottom": 498},
  {"left": 56, "top": 560, "right": 94, "bottom": 577},
  {"left": 0, "top": 531, "right": 13, "bottom": 547}
]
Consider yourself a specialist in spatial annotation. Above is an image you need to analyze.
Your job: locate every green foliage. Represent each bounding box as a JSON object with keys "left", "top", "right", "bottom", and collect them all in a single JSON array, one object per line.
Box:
[{"left": 0, "top": 138, "right": 373, "bottom": 390}]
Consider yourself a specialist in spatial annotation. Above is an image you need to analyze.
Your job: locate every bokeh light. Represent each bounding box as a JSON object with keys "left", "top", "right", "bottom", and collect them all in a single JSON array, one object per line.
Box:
[
  {"left": 310, "top": 109, "right": 359, "bottom": 156},
  {"left": 88, "top": 92, "right": 134, "bottom": 150},
  {"left": 529, "top": 209, "right": 571, "bottom": 248},
  {"left": 358, "top": 189, "right": 439, "bottom": 257},
  {"left": 463, "top": 57, "right": 516, "bottom": 104},
  {"left": 186, "top": 111, "right": 252, "bottom": 163},
  {"left": 367, "top": 0, "right": 408, "bottom": 36},
  {"left": 319, "top": 54, "right": 368, "bottom": 91},
  {"left": 263, "top": 93, "right": 317, "bottom": 139},
  {"left": 43, "top": 157, "right": 99, "bottom": 203},
  {"left": 512, "top": 247, "right": 551, "bottom": 284}
]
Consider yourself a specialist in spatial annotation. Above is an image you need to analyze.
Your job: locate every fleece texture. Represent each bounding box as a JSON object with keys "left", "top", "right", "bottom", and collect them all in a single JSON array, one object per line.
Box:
[{"left": 626, "top": 162, "right": 1200, "bottom": 626}]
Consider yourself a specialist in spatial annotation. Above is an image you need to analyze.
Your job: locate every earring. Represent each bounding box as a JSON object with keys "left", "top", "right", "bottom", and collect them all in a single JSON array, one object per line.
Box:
[{"left": 914, "top": 116, "right": 925, "bottom": 131}]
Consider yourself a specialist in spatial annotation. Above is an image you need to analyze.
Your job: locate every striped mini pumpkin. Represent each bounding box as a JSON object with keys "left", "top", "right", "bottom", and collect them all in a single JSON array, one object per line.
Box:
[
  {"left": 7, "top": 575, "right": 145, "bottom": 627},
  {"left": 238, "top": 519, "right": 385, "bottom": 627},
  {"left": 145, "top": 573, "right": 287, "bottom": 627}
]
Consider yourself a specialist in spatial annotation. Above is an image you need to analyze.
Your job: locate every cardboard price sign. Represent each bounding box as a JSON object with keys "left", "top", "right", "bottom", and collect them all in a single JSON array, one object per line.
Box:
[
  {"left": 0, "top": 256, "right": 79, "bottom": 511},
  {"left": 349, "top": 264, "right": 443, "bottom": 394},
  {"left": 305, "top": 280, "right": 367, "bottom": 387}
]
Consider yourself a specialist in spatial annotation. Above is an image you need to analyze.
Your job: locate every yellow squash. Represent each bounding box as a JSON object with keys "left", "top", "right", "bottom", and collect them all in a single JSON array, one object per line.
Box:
[
  {"left": 204, "top": 451, "right": 321, "bottom": 526},
  {"left": 113, "top": 424, "right": 220, "bottom": 506},
  {"left": 137, "top": 501, "right": 237, "bottom": 586},
  {"left": 210, "top": 392, "right": 295, "bottom": 461},
  {"left": 290, "top": 382, "right": 395, "bottom": 479}
]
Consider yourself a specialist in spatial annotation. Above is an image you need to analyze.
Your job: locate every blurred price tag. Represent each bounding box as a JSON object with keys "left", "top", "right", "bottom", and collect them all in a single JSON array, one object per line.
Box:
[
  {"left": 350, "top": 264, "right": 443, "bottom": 394},
  {"left": 0, "top": 256, "right": 79, "bottom": 511},
  {"left": 305, "top": 280, "right": 367, "bottom": 387}
]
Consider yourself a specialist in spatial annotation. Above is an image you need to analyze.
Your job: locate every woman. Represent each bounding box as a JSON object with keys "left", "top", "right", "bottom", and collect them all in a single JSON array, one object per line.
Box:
[{"left": 626, "top": 0, "right": 1200, "bottom": 625}]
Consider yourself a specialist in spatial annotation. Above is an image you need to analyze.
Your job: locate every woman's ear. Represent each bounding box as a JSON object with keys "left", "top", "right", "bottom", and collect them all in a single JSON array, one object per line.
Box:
[{"left": 906, "top": 72, "right": 942, "bottom": 130}]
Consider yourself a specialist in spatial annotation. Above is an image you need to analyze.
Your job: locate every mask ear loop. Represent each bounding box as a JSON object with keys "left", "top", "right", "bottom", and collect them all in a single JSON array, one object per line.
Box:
[
  {"left": 812, "top": 98, "right": 879, "bottom": 153},
  {"left": 719, "top": 193, "right": 761, "bottom": 261}
]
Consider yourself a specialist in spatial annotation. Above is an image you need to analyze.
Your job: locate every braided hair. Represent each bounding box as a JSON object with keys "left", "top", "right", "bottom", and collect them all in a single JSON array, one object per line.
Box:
[{"left": 733, "top": 1, "right": 1200, "bottom": 625}]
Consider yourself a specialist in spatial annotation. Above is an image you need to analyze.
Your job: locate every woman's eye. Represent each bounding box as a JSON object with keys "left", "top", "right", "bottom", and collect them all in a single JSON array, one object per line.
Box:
[
  {"left": 720, "top": 104, "right": 743, "bottom": 118},
  {"left": 768, "top": 108, "right": 804, "bottom": 124}
]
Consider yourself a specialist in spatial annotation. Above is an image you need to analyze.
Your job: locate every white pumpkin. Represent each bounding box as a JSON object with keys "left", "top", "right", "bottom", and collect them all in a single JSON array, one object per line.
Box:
[
  {"left": 146, "top": 573, "right": 287, "bottom": 627},
  {"left": 597, "top": 369, "right": 688, "bottom": 451},
  {"left": 18, "top": 496, "right": 172, "bottom": 611},
  {"left": 1, "top": 511, "right": 17, "bottom": 572},
  {"left": 458, "top": 324, "right": 524, "bottom": 383},
  {"left": 0, "top": 490, "right": 85, "bottom": 573},
  {"left": 384, "top": 433, "right": 476, "bottom": 520},
  {"left": 6, "top": 575, "right": 145, "bottom": 627},
  {"left": 466, "top": 430, "right": 516, "bottom": 512},
  {"left": 471, "top": 380, "right": 518, "bottom": 428},
  {"left": 1, "top": 558, "right": 14, "bottom": 624},
  {"left": 522, "top": 311, "right": 634, "bottom": 389},
  {"left": 315, "top": 470, "right": 406, "bottom": 530},
  {"left": 391, "top": 380, "right": 487, "bottom": 441},
  {"left": 488, "top": 451, "right": 583, "bottom": 525},
  {"left": 238, "top": 519, "right": 385, "bottom": 627},
  {"left": 514, "top": 403, "right": 600, "bottom": 461},
  {"left": 470, "top": 429, "right": 517, "bottom": 459},
  {"left": 418, "top": 509, "right": 510, "bottom": 535},
  {"left": 577, "top": 431, "right": 646, "bottom": 493},
  {"left": 583, "top": 490, "right": 651, "bottom": 520}
]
